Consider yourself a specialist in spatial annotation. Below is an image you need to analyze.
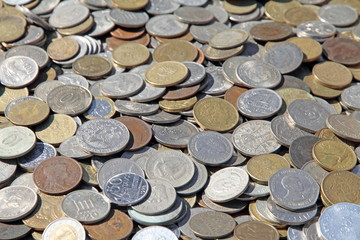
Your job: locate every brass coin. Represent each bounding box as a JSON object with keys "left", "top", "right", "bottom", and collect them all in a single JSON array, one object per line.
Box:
[
  {"left": 0, "top": 86, "right": 29, "bottom": 113},
  {"left": 83, "top": 96, "right": 115, "bottom": 120},
  {"left": 73, "top": 55, "right": 113, "bottom": 79},
  {"left": 286, "top": 37, "right": 322, "bottom": 62},
  {"left": 47, "top": 38, "right": 80, "bottom": 61},
  {"left": 276, "top": 88, "right": 314, "bottom": 110},
  {"left": 247, "top": 154, "right": 290, "bottom": 184},
  {"left": 145, "top": 61, "right": 188, "bottom": 87},
  {"left": 224, "top": 86, "right": 248, "bottom": 107},
  {"left": 234, "top": 219, "right": 280, "bottom": 240},
  {"left": 250, "top": 22, "right": 293, "bottom": 42},
  {"left": 112, "top": 42, "right": 150, "bottom": 68},
  {"left": 153, "top": 40, "right": 198, "bottom": 62},
  {"left": 284, "top": 6, "right": 318, "bottom": 27},
  {"left": 35, "top": 114, "right": 77, "bottom": 146},
  {"left": 312, "top": 139, "right": 357, "bottom": 171},
  {"left": 32, "top": 232, "right": 42, "bottom": 240},
  {"left": 159, "top": 96, "right": 197, "bottom": 113},
  {"left": 348, "top": 63, "right": 360, "bottom": 81},
  {"left": 193, "top": 97, "right": 239, "bottom": 132},
  {"left": 111, "top": 0, "right": 148, "bottom": 11},
  {"left": 57, "top": 16, "right": 94, "bottom": 36},
  {"left": 223, "top": 0, "right": 258, "bottom": 14},
  {"left": 304, "top": 75, "right": 342, "bottom": 99},
  {"left": 313, "top": 61, "right": 353, "bottom": 89},
  {"left": 162, "top": 85, "right": 200, "bottom": 100},
  {"left": 326, "top": 114, "right": 360, "bottom": 142},
  {"left": 315, "top": 128, "right": 356, "bottom": 150},
  {"left": 110, "top": 27, "right": 145, "bottom": 40},
  {"left": 183, "top": 194, "right": 197, "bottom": 208},
  {"left": 0, "top": 15, "right": 26, "bottom": 42},
  {"left": 0, "top": 116, "right": 14, "bottom": 129},
  {"left": 204, "top": 45, "right": 244, "bottom": 61},
  {"left": 0, "top": 7, "right": 26, "bottom": 20},
  {"left": 264, "top": 0, "right": 301, "bottom": 22}
]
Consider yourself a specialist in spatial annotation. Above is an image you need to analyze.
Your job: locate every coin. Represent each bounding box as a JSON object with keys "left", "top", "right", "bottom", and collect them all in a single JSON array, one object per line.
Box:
[
  {"left": 323, "top": 38, "right": 360, "bottom": 65},
  {"left": 0, "top": 222, "right": 31, "bottom": 240},
  {"left": 174, "top": 6, "right": 214, "bottom": 24},
  {"left": 145, "top": 14, "right": 188, "bottom": 38},
  {"left": 83, "top": 96, "right": 115, "bottom": 120},
  {"left": 0, "top": 126, "right": 36, "bottom": 159},
  {"left": 114, "top": 100, "right": 159, "bottom": 116},
  {"left": 224, "top": 86, "right": 248, "bottom": 107},
  {"left": 42, "top": 217, "right": 86, "bottom": 240},
  {"left": 234, "top": 220, "right": 280, "bottom": 240},
  {"left": 304, "top": 75, "right": 342, "bottom": 99},
  {"left": 145, "top": 61, "right": 188, "bottom": 87},
  {"left": 49, "top": 4, "right": 89, "bottom": 28},
  {"left": 289, "top": 135, "right": 321, "bottom": 169},
  {"left": 264, "top": 0, "right": 301, "bottom": 22},
  {"left": 224, "top": 0, "right": 257, "bottom": 15},
  {"left": 141, "top": 110, "right": 181, "bottom": 124},
  {"left": 73, "top": 55, "right": 112, "bottom": 79},
  {"left": 47, "top": 38, "right": 79, "bottom": 61},
  {"left": 301, "top": 161, "right": 329, "bottom": 185},
  {"left": 153, "top": 40, "right": 198, "bottom": 62},
  {"left": 0, "top": 15, "right": 26, "bottom": 43},
  {"left": 250, "top": 22, "right": 292, "bottom": 41},
  {"left": 101, "top": 73, "right": 144, "bottom": 98},
  {"left": 190, "top": 21, "right": 229, "bottom": 44},
  {"left": 326, "top": 114, "right": 360, "bottom": 142},
  {"left": 204, "top": 44, "right": 244, "bottom": 61},
  {"left": 286, "top": 37, "right": 322, "bottom": 63},
  {"left": 209, "top": 29, "right": 248, "bottom": 49},
  {"left": 110, "top": 8, "right": 149, "bottom": 28},
  {"left": 112, "top": 43, "right": 150, "bottom": 68},
  {"left": 177, "top": 160, "right": 208, "bottom": 195},
  {"left": 312, "top": 61, "right": 352, "bottom": 89},
  {"left": 284, "top": 6, "right": 318, "bottom": 27},
  {"left": 132, "top": 226, "right": 178, "bottom": 240},
  {"left": 0, "top": 86, "right": 28, "bottom": 113},
  {"left": 318, "top": 4, "right": 358, "bottom": 27},
  {"left": 58, "top": 136, "right": 92, "bottom": 160}
]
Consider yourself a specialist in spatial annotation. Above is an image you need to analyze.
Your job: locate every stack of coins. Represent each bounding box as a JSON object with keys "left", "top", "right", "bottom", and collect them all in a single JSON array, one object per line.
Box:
[{"left": 1, "top": 0, "right": 360, "bottom": 239}]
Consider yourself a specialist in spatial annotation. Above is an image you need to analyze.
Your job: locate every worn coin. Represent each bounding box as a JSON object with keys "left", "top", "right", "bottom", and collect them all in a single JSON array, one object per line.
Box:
[
  {"left": 190, "top": 21, "right": 229, "bottom": 44},
  {"left": 289, "top": 135, "right": 321, "bottom": 169},
  {"left": 146, "top": 14, "right": 188, "bottom": 38},
  {"left": 0, "top": 15, "right": 26, "bottom": 43},
  {"left": 145, "top": 0, "right": 180, "bottom": 15},
  {"left": 176, "top": 160, "right": 208, "bottom": 195},
  {"left": 209, "top": 29, "right": 248, "bottom": 49},
  {"left": 141, "top": 110, "right": 181, "bottom": 124},
  {"left": 318, "top": 4, "right": 358, "bottom": 27},
  {"left": 42, "top": 217, "right": 86, "bottom": 240},
  {"left": 58, "top": 136, "right": 92, "bottom": 160},
  {"left": 145, "top": 61, "right": 188, "bottom": 87},
  {"left": 5, "top": 45, "right": 49, "bottom": 70},
  {"left": 326, "top": 114, "right": 360, "bottom": 142},
  {"left": 250, "top": 22, "right": 292, "bottom": 41},
  {"left": 301, "top": 160, "right": 329, "bottom": 185},
  {"left": 73, "top": 55, "right": 112, "bottom": 79},
  {"left": 204, "top": 44, "right": 244, "bottom": 61},
  {"left": 224, "top": 0, "right": 258, "bottom": 15},
  {"left": 47, "top": 38, "right": 79, "bottom": 61},
  {"left": 0, "top": 222, "right": 32, "bottom": 239},
  {"left": 112, "top": 43, "right": 150, "bottom": 68},
  {"left": 0, "top": 159, "right": 16, "bottom": 185},
  {"left": 322, "top": 38, "right": 360, "bottom": 65},
  {"left": 303, "top": 75, "right": 342, "bottom": 99},
  {"left": 286, "top": 37, "right": 322, "bottom": 63},
  {"left": 49, "top": 4, "right": 89, "bottom": 28},
  {"left": 175, "top": 6, "right": 214, "bottom": 24}
]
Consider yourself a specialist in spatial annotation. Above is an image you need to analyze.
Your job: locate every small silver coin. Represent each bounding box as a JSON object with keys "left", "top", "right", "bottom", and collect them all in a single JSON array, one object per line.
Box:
[
  {"left": 132, "top": 226, "right": 178, "bottom": 240},
  {"left": 177, "top": 62, "right": 206, "bottom": 87},
  {"left": 121, "top": 146, "right": 158, "bottom": 171},
  {"left": 61, "top": 190, "right": 111, "bottom": 223},
  {"left": 34, "top": 80, "right": 65, "bottom": 102},
  {"left": 49, "top": 4, "right": 90, "bottom": 28},
  {"left": 101, "top": 73, "right": 144, "bottom": 98},
  {"left": 0, "top": 126, "right": 36, "bottom": 159},
  {"left": 114, "top": 100, "right": 159, "bottom": 116},
  {"left": 222, "top": 56, "right": 255, "bottom": 85},
  {"left": 178, "top": 207, "right": 213, "bottom": 239},
  {"left": 141, "top": 110, "right": 181, "bottom": 124},
  {"left": 76, "top": 118, "right": 130, "bottom": 156},
  {"left": 174, "top": 6, "right": 214, "bottom": 24},
  {"left": 145, "top": 14, "right": 188, "bottom": 37},
  {"left": 83, "top": 97, "right": 115, "bottom": 119},
  {"left": 301, "top": 161, "right": 329, "bottom": 185},
  {"left": 0, "top": 159, "right": 17, "bottom": 185},
  {"left": 269, "top": 168, "right": 319, "bottom": 211},
  {"left": 296, "top": 21, "right": 336, "bottom": 39},
  {"left": 110, "top": 8, "right": 149, "bottom": 28},
  {"left": 11, "top": 173, "right": 38, "bottom": 193},
  {"left": 190, "top": 21, "right": 229, "bottom": 43},
  {"left": 318, "top": 4, "right": 358, "bottom": 27},
  {"left": 104, "top": 173, "right": 149, "bottom": 206},
  {"left": 31, "top": 0, "right": 60, "bottom": 15},
  {"left": 42, "top": 217, "right": 86, "bottom": 240},
  {"left": 58, "top": 73, "right": 89, "bottom": 89},
  {"left": 243, "top": 181, "right": 270, "bottom": 197},
  {"left": 58, "top": 136, "right": 93, "bottom": 160},
  {"left": 289, "top": 135, "right": 320, "bottom": 169},
  {"left": 202, "top": 193, "right": 248, "bottom": 214},
  {"left": 88, "top": 10, "right": 115, "bottom": 37},
  {"left": 145, "top": 0, "right": 180, "bottom": 15},
  {"left": 202, "top": 66, "right": 233, "bottom": 95},
  {"left": 129, "top": 83, "right": 166, "bottom": 103},
  {"left": 176, "top": 160, "right": 208, "bottom": 195},
  {"left": 5, "top": 45, "right": 49, "bottom": 69},
  {"left": 288, "top": 226, "right": 306, "bottom": 240}
]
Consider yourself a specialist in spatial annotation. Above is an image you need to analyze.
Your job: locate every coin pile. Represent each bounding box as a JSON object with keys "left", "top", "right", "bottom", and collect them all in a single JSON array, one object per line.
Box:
[{"left": 1, "top": 0, "right": 360, "bottom": 239}]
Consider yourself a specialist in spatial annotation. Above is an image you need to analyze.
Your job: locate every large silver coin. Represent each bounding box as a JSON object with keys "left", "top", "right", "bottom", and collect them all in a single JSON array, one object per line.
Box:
[
  {"left": 76, "top": 118, "right": 130, "bottom": 156},
  {"left": 132, "top": 226, "right": 178, "bottom": 240},
  {"left": 178, "top": 62, "right": 206, "bottom": 87},
  {"left": 34, "top": 80, "right": 65, "bottom": 103},
  {"left": 146, "top": 14, "right": 188, "bottom": 37},
  {"left": 104, "top": 173, "right": 149, "bottom": 206},
  {"left": 341, "top": 85, "right": 360, "bottom": 110},
  {"left": 88, "top": 10, "right": 115, "bottom": 37},
  {"left": 129, "top": 83, "right": 166, "bottom": 103},
  {"left": 318, "top": 4, "right": 358, "bottom": 27},
  {"left": 269, "top": 168, "right": 319, "bottom": 211},
  {"left": 202, "top": 66, "right": 233, "bottom": 95},
  {"left": 101, "top": 73, "right": 144, "bottom": 98},
  {"left": 42, "top": 217, "right": 86, "bottom": 240},
  {"left": 5, "top": 45, "right": 49, "bottom": 69},
  {"left": 0, "top": 126, "right": 36, "bottom": 159},
  {"left": 121, "top": 146, "right": 158, "bottom": 171},
  {"left": 58, "top": 136, "right": 92, "bottom": 160},
  {"left": 222, "top": 56, "right": 255, "bottom": 85}
]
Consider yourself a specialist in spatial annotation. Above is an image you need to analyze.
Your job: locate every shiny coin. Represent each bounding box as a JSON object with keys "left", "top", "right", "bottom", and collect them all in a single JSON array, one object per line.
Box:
[
  {"left": 83, "top": 96, "right": 115, "bottom": 120},
  {"left": 132, "top": 226, "right": 178, "bottom": 240},
  {"left": 42, "top": 217, "right": 86, "bottom": 240},
  {"left": 88, "top": 9, "right": 115, "bottom": 37},
  {"left": 115, "top": 100, "right": 159, "bottom": 116},
  {"left": 0, "top": 126, "right": 35, "bottom": 159},
  {"left": 112, "top": 43, "right": 150, "bottom": 68},
  {"left": 73, "top": 55, "right": 112, "bottom": 79},
  {"left": 58, "top": 73, "right": 88, "bottom": 88},
  {"left": 250, "top": 22, "right": 292, "bottom": 41},
  {"left": 178, "top": 62, "right": 206, "bottom": 87},
  {"left": 129, "top": 83, "right": 166, "bottom": 103},
  {"left": 209, "top": 29, "right": 248, "bottom": 49},
  {"left": 202, "top": 66, "right": 233, "bottom": 95},
  {"left": 313, "top": 61, "right": 352, "bottom": 89},
  {"left": 145, "top": 61, "right": 188, "bottom": 87},
  {"left": 301, "top": 160, "right": 329, "bottom": 185},
  {"left": 101, "top": 73, "right": 144, "bottom": 98},
  {"left": 296, "top": 20, "right": 336, "bottom": 39},
  {"left": 47, "top": 38, "right": 79, "bottom": 61},
  {"left": 318, "top": 4, "right": 358, "bottom": 27},
  {"left": 145, "top": 14, "right": 188, "bottom": 38}
]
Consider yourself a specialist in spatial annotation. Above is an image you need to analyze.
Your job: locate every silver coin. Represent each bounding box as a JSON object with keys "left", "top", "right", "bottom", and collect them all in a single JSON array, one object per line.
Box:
[
  {"left": 188, "top": 131, "right": 233, "bottom": 166},
  {"left": 16, "top": 142, "right": 57, "bottom": 172},
  {"left": 114, "top": 100, "right": 159, "bottom": 116},
  {"left": 205, "top": 5, "right": 228, "bottom": 23},
  {"left": 341, "top": 85, "right": 360, "bottom": 110},
  {"left": 31, "top": 0, "right": 60, "bottom": 15},
  {"left": 16, "top": 5, "right": 54, "bottom": 31},
  {"left": 287, "top": 99, "right": 331, "bottom": 133},
  {"left": 243, "top": 181, "right": 270, "bottom": 197},
  {"left": 270, "top": 115, "right": 312, "bottom": 147},
  {"left": 232, "top": 120, "right": 281, "bottom": 157},
  {"left": 0, "top": 56, "right": 38, "bottom": 88},
  {"left": 132, "top": 226, "right": 178, "bottom": 240},
  {"left": 202, "top": 193, "right": 248, "bottom": 214},
  {"left": 132, "top": 179, "right": 177, "bottom": 215},
  {"left": 76, "top": 118, "right": 130, "bottom": 156},
  {"left": 190, "top": 21, "right": 229, "bottom": 43},
  {"left": 306, "top": 221, "right": 324, "bottom": 240},
  {"left": 90, "top": 155, "right": 117, "bottom": 172},
  {"left": 267, "top": 197, "right": 317, "bottom": 225},
  {"left": 5, "top": 25, "right": 45, "bottom": 48},
  {"left": 326, "top": 114, "right": 360, "bottom": 142},
  {"left": 174, "top": 6, "right": 214, "bottom": 24},
  {"left": 110, "top": 9, "right": 149, "bottom": 28},
  {"left": 277, "top": 75, "right": 311, "bottom": 92},
  {"left": 288, "top": 225, "right": 306, "bottom": 240},
  {"left": 145, "top": 0, "right": 180, "bottom": 15},
  {"left": 0, "top": 126, "right": 36, "bottom": 159},
  {"left": 58, "top": 136, "right": 92, "bottom": 160},
  {"left": 97, "top": 158, "right": 144, "bottom": 189},
  {"left": 58, "top": 73, "right": 89, "bottom": 89},
  {"left": 177, "top": 62, "right": 206, "bottom": 87},
  {"left": 269, "top": 168, "right": 319, "bottom": 211},
  {"left": 255, "top": 199, "right": 282, "bottom": 225},
  {"left": 121, "top": 146, "right": 158, "bottom": 171},
  {"left": 10, "top": 173, "right": 38, "bottom": 193},
  {"left": 176, "top": 0, "right": 207, "bottom": 6},
  {"left": 222, "top": 56, "right": 255, "bottom": 84},
  {"left": 229, "top": 4, "right": 263, "bottom": 23},
  {"left": 141, "top": 110, "right": 181, "bottom": 124},
  {"left": 104, "top": 173, "right": 149, "bottom": 206},
  {"left": 296, "top": 21, "right": 336, "bottom": 38},
  {"left": 101, "top": 73, "right": 144, "bottom": 98},
  {"left": 49, "top": 4, "right": 90, "bottom": 28},
  {"left": 202, "top": 66, "right": 233, "bottom": 95},
  {"left": 89, "top": 81, "right": 104, "bottom": 97},
  {"left": 152, "top": 120, "right": 199, "bottom": 148},
  {"left": 234, "top": 215, "right": 254, "bottom": 225},
  {"left": 61, "top": 190, "right": 110, "bottom": 223},
  {"left": 0, "top": 159, "right": 16, "bottom": 185},
  {"left": 237, "top": 88, "right": 282, "bottom": 119},
  {"left": 297, "top": 0, "right": 325, "bottom": 4},
  {"left": 2, "top": 0, "right": 32, "bottom": 5},
  {"left": 210, "top": 29, "right": 248, "bottom": 49},
  {"left": 289, "top": 135, "right": 320, "bottom": 169},
  {"left": 236, "top": 60, "right": 282, "bottom": 88},
  {"left": 47, "top": 84, "right": 92, "bottom": 116},
  {"left": 145, "top": 150, "right": 195, "bottom": 188},
  {"left": 34, "top": 80, "right": 65, "bottom": 102},
  {"left": 43, "top": 217, "right": 86, "bottom": 240},
  {"left": 88, "top": 10, "right": 115, "bottom": 37},
  {"left": 205, "top": 167, "right": 249, "bottom": 203},
  {"left": 129, "top": 83, "right": 166, "bottom": 103},
  {"left": 318, "top": 4, "right": 358, "bottom": 27},
  {"left": 314, "top": 98, "right": 337, "bottom": 115},
  {"left": 5, "top": 45, "right": 49, "bottom": 70},
  {"left": 263, "top": 43, "right": 303, "bottom": 74},
  {"left": 301, "top": 161, "right": 329, "bottom": 185},
  {"left": 232, "top": 20, "right": 268, "bottom": 32},
  {"left": 176, "top": 160, "right": 208, "bottom": 195},
  {"left": 146, "top": 14, "right": 188, "bottom": 37},
  {"left": 0, "top": 186, "right": 38, "bottom": 222},
  {"left": 178, "top": 207, "right": 213, "bottom": 239}
]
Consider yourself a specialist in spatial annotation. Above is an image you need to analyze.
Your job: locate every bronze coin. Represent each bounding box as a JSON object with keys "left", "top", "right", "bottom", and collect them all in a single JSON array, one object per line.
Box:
[
  {"left": 250, "top": 22, "right": 293, "bottom": 41},
  {"left": 224, "top": 86, "right": 248, "bottom": 107},
  {"left": 323, "top": 38, "right": 360, "bottom": 65},
  {"left": 84, "top": 209, "right": 133, "bottom": 240},
  {"left": 196, "top": 47, "right": 205, "bottom": 64},
  {"left": 115, "top": 116, "right": 152, "bottom": 151},
  {"left": 33, "top": 156, "right": 83, "bottom": 195},
  {"left": 106, "top": 34, "right": 150, "bottom": 51},
  {"left": 162, "top": 84, "right": 200, "bottom": 100},
  {"left": 110, "top": 27, "right": 145, "bottom": 40}
]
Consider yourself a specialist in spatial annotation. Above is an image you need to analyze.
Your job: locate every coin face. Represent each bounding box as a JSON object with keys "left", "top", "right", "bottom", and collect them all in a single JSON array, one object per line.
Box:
[
  {"left": 42, "top": 217, "right": 86, "bottom": 240},
  {"left": 73, "top": 55, "right": 112, "bottom": 79},
  {"left": 323, "top": 38, "right": 360, "bottom": 65},
  {"left": 0, "top": 15, "right": 26, "bottom": 43},
  {"left": 0, "top": 126, "right": 36, "bottom": 159},
  {"left": 145, "top": 61, "right": 188, "bottom": 87},
  {"left": 47, "top": 38, "right": 79, "bottom": 61},
  {"left": 234, "top": 220, "right": 280, "bottom": 240}
]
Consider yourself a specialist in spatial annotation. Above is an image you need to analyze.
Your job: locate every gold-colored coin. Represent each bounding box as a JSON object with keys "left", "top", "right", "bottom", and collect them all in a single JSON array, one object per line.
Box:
[
  {"left": 330, "top": 0, "right": 360, "bottom": 15},
  {"left": 329, "top": 100, "right": 342, "bottom": 114},
  {"left": 35, "top": 114, "right": 77, "bottom": 146},
  {"left": 80, "top": 162, "right": 98, "bottom": 186},
  {"left": 313, "top": 61, "right": 353, "bottom": 89},
  {"left": 276, "top": 88, "right": 314, "bottom": 110},
  {"left": 111, "top": 0, "right": 148, "bottom": 11},
  {"left": 247, "top": 154, "right": 290, "bottom": 184},
  {"left": 183, "top": 194, "right": 197, "bottom": 208},
  {"left": 339, "top": 31, "right": 357, "bottom": 41},
  {"left": 73, "top": 55, "right": 113, "bottom": 79},
  {"left": 0, "top": 86, "right": 29, "bottom": 113},
  {"left": 286, "top": 37, "right": 322, "bottom": 62},
  {"left": 57, "top": 16, "right": 94, "bottom": 36},
  {"left": 320, "top": 192, "right": 333, "bottom": 207},
  {"left": 145, "top": 61, "right": 188, "bottom": 87},
  {"left": 112, "top": 42, "right": 150, "bottom": 68},
  {"left": 155, "top": 31, "right": 194, "bottom": 43},
  {"left": 312, "top": 139, "right": 356, "bottom": 171},
  {"left": 47, "top": 38, "right": 80, "bottom": 61},
  {"left": 159, "top": 96, "right": 197, "bottom": 113},
  {"left": 204, "top": 45, "right": 244, "bottom": 61},
  {"left": 284, "top": 6, "right": 318, "bottom": 27},
  {"left": 23, "top": 193, "right": 65, "bottom": 230},
  {"left": 348, "top": 62, "right": 360, "bottom": 81},
  {"left": 153, "top": 40, "right": 198, "bottom": 62},
  {"left": 0, "top": 7, "right": 26, "bottom": 19},
  {"left": 0, "top": 15, "right": 26, "bottom": 42},
  {"left": 264, "top": 0, "right": 301, "bottom": 22},
  {"left": 32, "top": 232, "right": 43, "bottom": 240},
  {"left": 303, "top": 75, "right": 342, "bottom": 99},
  {"left": 6, "top": 97, "right": 50, "bottom": 126},
  {"left": 223, "top": 0, "right": 258, "bottom": 14},
  {"left": 193, "top": 97, "right": 239, "bottom": 132},
  {"left": 0, "top": 116, "right": 14, "bottom": 129},
  {"left": 248, "top": 202, "right": 286, "bottom": 228},
  {"left": 315, "top": 128, "right": 356, "bottom": 149},
  {"left": 0, "top": 0, "right": 3, "bottom": 7},
  {"left": 281, "top": 153, "right": 295, "bottom": 168},
  {"left": 321, "top": 170, "right": 360, "bottom": 205},
  {"left": 83, "top": 96, "right": 115, "bottom": 120}
]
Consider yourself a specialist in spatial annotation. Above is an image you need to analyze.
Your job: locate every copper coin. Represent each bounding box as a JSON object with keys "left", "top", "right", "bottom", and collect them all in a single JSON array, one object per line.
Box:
[
  {"left": 224, "top": 86, "right": 248, "bottom": 107},
  {"left": 155, "top": 31, "right": 194, "bottom": 43},
  {"left": 162, "top": 84, "right": 200, "bottom": 100},
  {"left": 115, "top": 116, "right": 152, "bottom": 151},
  {"left": 323, "top": 38, "right": 360, "bottom": 65},
  {"left": 196, "top": 48, "right": 205, "bottom": 64},
  {"left": 250, "top": 22, "right": 293, "bottom": 41},
  {"left": 106, "top": 34, "right": 150, "bottom": 51},
  {"left": 84, "top": 209, "right": 133, "bottom": 240},
  {"left": 33, "top": 156, "right": 83, "bottom": 195},
  {"left": 110, "top": 27, "right": 145, "bottom": 40}
]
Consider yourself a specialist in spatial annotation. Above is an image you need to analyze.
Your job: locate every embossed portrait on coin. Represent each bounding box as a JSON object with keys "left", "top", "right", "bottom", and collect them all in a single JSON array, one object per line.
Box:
[
  {"left": 43, "top": 161, "right": 70, "bottom": 190},
  {"left": 281, "top": 175, "right": 306, "bottom": 200}
]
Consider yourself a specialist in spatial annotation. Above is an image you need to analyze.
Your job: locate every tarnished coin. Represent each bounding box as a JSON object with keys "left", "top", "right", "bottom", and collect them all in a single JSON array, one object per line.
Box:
[
  {"left": 132, "top": 226, "right": 178, "bottom": 240},
  {"left": 145, "top": 14, "right": 188, "bottom": 38},
  {"left": 114, "top": 100, "right": 159, "bottom": 116},
  {"left": 322, "top": 38, "right": 360, "bottom": 65},
  {"left": 111, "top": 0, "right": 148, "bottom": 10},
  {"left": 202, "top": 193, "right": 248, "bottom": 214},
  {"left": 0, "top": 126, "right": 35, "bottom": 159},
  {"left": 101, "top": 73, "right": 144, "bottom": 98},
  {"left": 269, "top": 168, "right": 319, "bottom": 210},
  {"left": 112, "top": 43, "right": 150, "bottom": 68},
  {"left": 286, "top": 37, "right": 322, "bottom": 63},
  {"left": 104, "top": 173, "right": 149, "bottom": 206},
  {"left": 88, "top": 9, "right": 115, "bottom": 37},
  {"left": 250, "top": 22, "right": 292, "bottom": 41},
  {"left": 174, "top": 6, "right": 214, "bottom": 24},
  {"left": 145, "top": 61, "right": 188, "bottom": 87},
  {"left": 42, "top": 217, "right": 86, "bottom": 240},
  {"left": 76, "top": 118, "right": 130, "bottom": 156},
  {"left": 0, "top": 186, "right": 37, "bottom": 222},
  {"left": 318, "top": 4, "right": 358, "bottom": 27},
  {"left": 0, "top": 222, "right": 32, "bottom": 239},
  {"left": 0, "top": 15, "right": 26, "bottom": 43},
  {"left": 209, "top": 29, "right": 248, "bottom": 49},
  {"left": 204, "top": 44, "right": 244, "bottom": 61},
  {"left": 58, "top": 136, "right": 92, "bottom": 160},
  {"left": 73, "top": 55, "right": 112, "bottom": 79},
  {"left": 289, "top": 135, "right": 320, "bottom": 169},
  {"left": 205, "top": 167, "right": 249, "bottom": 203},
  {"left": 0, "top": 86, "right": 29, "bottom": 113},
  {"left": 304, "top": 75, "right": 342, "bottom": 99},
  {"left": 326, "top": 114, "right": 360, "bottom": 142},
  {"left": 224, "top": 0, "right": 258, "bottom": 14}
]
